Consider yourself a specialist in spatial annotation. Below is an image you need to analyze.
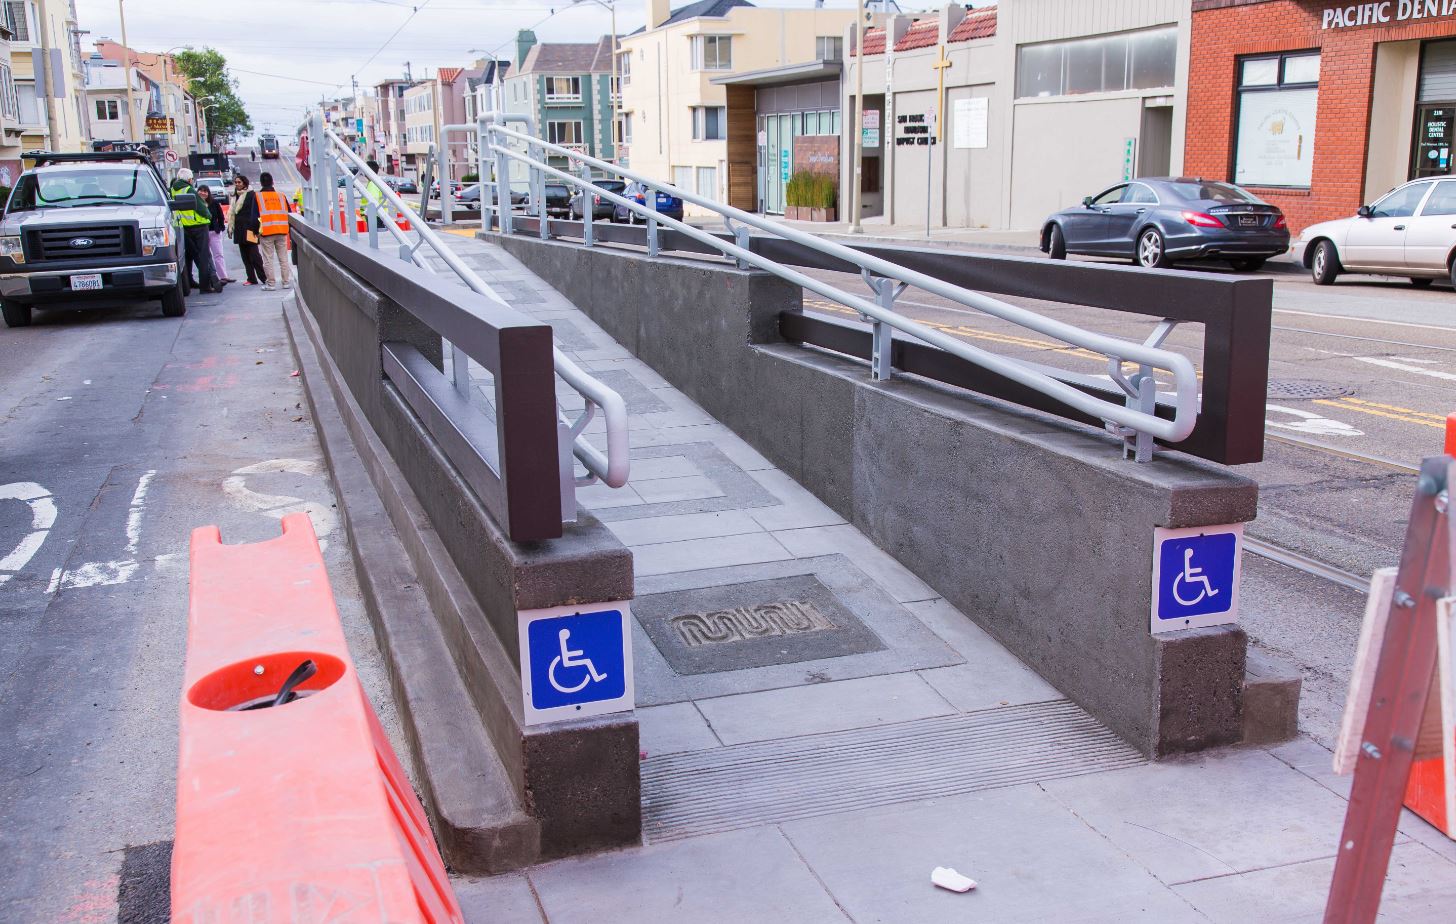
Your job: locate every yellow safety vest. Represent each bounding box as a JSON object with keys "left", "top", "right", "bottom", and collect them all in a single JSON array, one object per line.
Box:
[{"left": 171, "top": 183, "right": 210, "bottom": 227}]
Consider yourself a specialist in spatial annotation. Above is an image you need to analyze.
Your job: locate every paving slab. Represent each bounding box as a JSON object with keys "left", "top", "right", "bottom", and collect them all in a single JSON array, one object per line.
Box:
[
  {"left": 782, "top": 785, "right": 1206, "bottom": 923},
  {"left": 637, "top": 702, "right": 722, "bottom": 756},
  {"left": 522, "top": 826, "right": 850, "bottom": 924},
  {"left": 1173, "top": 841, "right": 1456, "bottom": 923},
  {"left": 454, "top": 872, "right": 544, "bottom": 924},
  {"left": 1039, "top": 747, "right": 1377, "bottom": 885},
  {"left": 694, "top": 672, "right": 955, "bottom": 744}
]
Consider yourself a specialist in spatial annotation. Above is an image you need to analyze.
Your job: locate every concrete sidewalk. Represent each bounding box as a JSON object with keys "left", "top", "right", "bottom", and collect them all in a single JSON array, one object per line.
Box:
[{"left": 428, "top": 231, "right": 1456, "bottom": 922}]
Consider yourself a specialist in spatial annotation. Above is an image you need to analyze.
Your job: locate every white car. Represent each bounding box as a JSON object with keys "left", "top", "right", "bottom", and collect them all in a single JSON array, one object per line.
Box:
[{"left": 1297, "top": 177, "right": 1456, "bottom": 287}]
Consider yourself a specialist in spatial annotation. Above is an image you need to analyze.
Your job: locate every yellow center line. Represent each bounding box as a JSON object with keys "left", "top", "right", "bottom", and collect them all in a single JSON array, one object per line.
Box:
[
  {"left": 1332, "top": 396, "right": 1449, "bottom": 421},
  {"left": 1314, "top": 398, "right": 1447, "bottom": 429}
]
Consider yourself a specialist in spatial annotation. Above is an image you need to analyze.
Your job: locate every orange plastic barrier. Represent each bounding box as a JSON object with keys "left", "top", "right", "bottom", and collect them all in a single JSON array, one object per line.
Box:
[
  {"left": 173, "top": 513, "right": 462, "bottom": 923},
  {"left": 333, "top": 206, "right": 413, "bottom": 235},
  {"left": 1446, "top": 412, "right": 1455, "bottom": 457}
]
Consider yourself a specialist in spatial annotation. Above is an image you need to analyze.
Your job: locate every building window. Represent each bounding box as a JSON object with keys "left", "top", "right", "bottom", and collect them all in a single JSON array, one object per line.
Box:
[
  {"left": 16, "top": 80, "right": 37, "bottom": 124},
  {"left": 617, "top": 52, "right": 631, "bottom": 85},
  {"left": 5, "top": 1, "right": 30, "bottom": 44},
  {"left": 691, "top": 105, "right": 726, "bottom": 141},
  {"left": 547, "top": 120, "right": 584, "bottom": 145},
  {"left": 545, "top": 76, "right": 582, "bottom": 103},
  {"left": 691, "top": 35, "right": 732, "bottom": 71},
  {"left": 1015, "top": 26, "right": 1176, "bottom": 99},
  {"left": 0, "top": 64, "right": 15, "bottom": 120},
  {"left": 1233, "top": 51, "right": 1319, "bottom": 188},
  {"left": 94, "top": 99, "right": 119, "bottom": 120},
  {"left": 816, "top": 36, "right": 843, "bottom": 61},
  {"left": 615, "top": 113, "right": 631, "bottom": 145}
]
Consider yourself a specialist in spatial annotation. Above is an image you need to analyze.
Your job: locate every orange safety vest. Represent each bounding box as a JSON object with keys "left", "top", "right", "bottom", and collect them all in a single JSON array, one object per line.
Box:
[{"left": 257, "top": 189, "right": 291, "bottom": 236}]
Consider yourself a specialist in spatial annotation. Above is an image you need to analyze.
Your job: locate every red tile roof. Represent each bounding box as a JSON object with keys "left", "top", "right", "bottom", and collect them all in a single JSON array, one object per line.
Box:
[
  {"left": 894, "top": 19, "right": 939, "bottom": 52},
  {"left": 949, "top": 6, "right": 996, "bottom": 43},
  {"left": 438, "top": 67, "right": 464, "bottom": 84},
  {"left": 854, "top": 26, "right": 886, "bottom": 56}
]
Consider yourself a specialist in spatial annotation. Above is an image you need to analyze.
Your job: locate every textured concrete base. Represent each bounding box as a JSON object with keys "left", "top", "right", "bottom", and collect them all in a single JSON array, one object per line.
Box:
[
  {"left": 1242, "top": 649, "right": 1303, "bottom": 745},
  {"left": 285, "top": 294, "right": 541, "bottom": 873}
]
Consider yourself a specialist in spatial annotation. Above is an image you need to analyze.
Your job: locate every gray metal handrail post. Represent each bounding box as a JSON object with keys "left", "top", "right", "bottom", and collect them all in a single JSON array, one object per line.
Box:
[
  {"left": 437, "top": 135, "right": 454, "bottom": 224},
  {"left": 366, "top": 202, "right": 379, "bottom": 249},
  {"left": 344, "top": 174, "right": 358, "bottom": 241},
  {"left": 580, "top": 158, "right": 594, "bottom": 248},
  {"left": 645, "top": 184, "right": 659, "bottom": 257},
  {"left": 531, "top": 140, "right": 549, "bottom": 241},
  {"left": 477, "top": 118, "right": 490, "bottom": 232},
  {"left": 495, "top": 142, "right": 512, "bottom": 235}
]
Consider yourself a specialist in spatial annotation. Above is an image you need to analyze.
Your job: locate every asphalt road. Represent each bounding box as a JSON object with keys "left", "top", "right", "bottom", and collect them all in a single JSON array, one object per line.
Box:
[
  {"left": 796, "top": 258, "right": 1454, "bottom": 744},
  {"left": 0, "top": 148, "right": 402, "bottom": 923}
]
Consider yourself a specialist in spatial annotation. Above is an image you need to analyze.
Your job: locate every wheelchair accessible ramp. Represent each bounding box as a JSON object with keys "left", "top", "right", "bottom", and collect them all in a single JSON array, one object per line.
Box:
[{"left": 429, "top": 230, "right": 1147, "bottom": 844}]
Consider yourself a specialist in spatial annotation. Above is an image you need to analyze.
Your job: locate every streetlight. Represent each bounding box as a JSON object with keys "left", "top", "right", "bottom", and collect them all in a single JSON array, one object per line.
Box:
[
  {"left": 195, "top": 95, "right": 217, "bottom": 151},
  {"left": 570, "top": 0, "right": 619, "bottom": 162}
]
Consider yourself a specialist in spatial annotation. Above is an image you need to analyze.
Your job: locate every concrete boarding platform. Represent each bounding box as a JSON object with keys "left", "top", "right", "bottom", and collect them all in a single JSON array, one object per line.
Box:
[{"left": 427, "top": 232, "right": 1456, "bottom": 920}]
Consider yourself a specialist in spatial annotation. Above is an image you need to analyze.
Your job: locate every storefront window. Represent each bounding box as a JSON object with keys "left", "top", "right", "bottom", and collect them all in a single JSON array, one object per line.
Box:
[
  {"left": 1015, "top": 27, "right": 1176, "bottom": 99},
  {"left": 1233, "top": 52, "right": 1320, "bottom": 188}
]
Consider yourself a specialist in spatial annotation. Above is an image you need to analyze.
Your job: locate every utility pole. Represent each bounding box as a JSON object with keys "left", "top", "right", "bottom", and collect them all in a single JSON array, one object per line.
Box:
[
  {"left": 37, "top": 1, "right": 58, "bottom": 150},
  {"left": 118, "top": 0, "right": 142, "bottom": 143}
]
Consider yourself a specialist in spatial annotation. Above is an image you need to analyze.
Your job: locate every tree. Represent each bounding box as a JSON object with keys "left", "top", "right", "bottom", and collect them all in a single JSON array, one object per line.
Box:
[{"left": 172, "top": 47, "right": 252, "bottom": 146}]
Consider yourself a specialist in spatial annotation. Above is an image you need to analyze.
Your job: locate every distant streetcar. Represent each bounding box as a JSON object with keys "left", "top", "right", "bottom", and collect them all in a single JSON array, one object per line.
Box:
[{"left": 259, "top": 134, "right": 280, "bottom": 159}]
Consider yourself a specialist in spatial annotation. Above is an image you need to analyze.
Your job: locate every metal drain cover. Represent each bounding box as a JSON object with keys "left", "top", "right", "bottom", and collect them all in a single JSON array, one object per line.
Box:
[{"left": 1266, "top": 380, "right": 1354, "bottom": 400}]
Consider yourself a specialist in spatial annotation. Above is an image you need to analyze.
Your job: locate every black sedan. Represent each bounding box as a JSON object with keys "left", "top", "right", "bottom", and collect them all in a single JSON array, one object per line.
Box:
[
  {"left": 569, "top": 179, "right": 627, "bottom": 220},
  {"left": 1040, "top": 178, "right": 1289, "bottom": 271}
]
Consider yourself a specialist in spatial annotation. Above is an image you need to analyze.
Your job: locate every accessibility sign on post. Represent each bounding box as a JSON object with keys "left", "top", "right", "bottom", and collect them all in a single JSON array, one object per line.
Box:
[
  {"left": 1150, "top": 524, "right": 1243, "bottom": 634},
  {"left": 518, "top": 602, "right": 634, "bottom": 725}
]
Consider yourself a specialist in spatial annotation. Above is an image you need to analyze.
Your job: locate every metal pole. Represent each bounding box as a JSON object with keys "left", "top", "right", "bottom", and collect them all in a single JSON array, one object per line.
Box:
[
  {"left": 848, "top": 0, "right": 865, "bottom": 235},
  {"left": 925, "top": 132, "right": 932, "bottom": 240},
  {"left": 118, "top": 0, "right": 144, "bottom": 145},
  {"left": 37, "top": 9, "right": 58, "bottom": 150},
  {"left": 609, "top": 1, "right": 618, "bottom": 163},
  {"left": 477, "top": 118, "right": 489, "bottom": 232}
]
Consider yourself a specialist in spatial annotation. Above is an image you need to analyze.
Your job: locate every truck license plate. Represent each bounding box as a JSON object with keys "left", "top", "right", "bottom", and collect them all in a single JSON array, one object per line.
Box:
[{"left": 70, "top": 273, "right": 102, "bottom": 291}]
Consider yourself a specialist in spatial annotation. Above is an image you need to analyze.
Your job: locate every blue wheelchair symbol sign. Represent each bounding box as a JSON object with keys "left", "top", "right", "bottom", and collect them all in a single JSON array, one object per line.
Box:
[
  {"left": 1151, "top": 526, "right": 1242, "bottom": 634},
  {"left": 519, "top": 604, "right": 633, "bottom": 723}
]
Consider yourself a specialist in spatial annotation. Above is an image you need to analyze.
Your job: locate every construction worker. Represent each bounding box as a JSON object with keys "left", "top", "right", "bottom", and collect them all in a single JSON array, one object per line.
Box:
[
  {"left": 169, "top": 168, "right": 222, "bottom": 294},
  {"left": 255, "top": 171, "right": 293, "bottom": 291},
  {"left": 361, "top": 159, "right": 388, "bottom": 226}
]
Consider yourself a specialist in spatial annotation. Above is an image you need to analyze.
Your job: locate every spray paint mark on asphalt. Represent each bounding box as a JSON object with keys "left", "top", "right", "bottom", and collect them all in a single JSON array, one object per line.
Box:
[{"left": 0, "top": 482, "right": 57, "bottom": 586}]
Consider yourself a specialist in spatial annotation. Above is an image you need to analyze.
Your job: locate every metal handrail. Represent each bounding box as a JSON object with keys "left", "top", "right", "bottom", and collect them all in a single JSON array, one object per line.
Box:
[
  {"left": 483, "top": 120, "right": 1200, "bottom": 455},
  {"left": 308, "top": 118, "right": 630, "bottom": 491}
]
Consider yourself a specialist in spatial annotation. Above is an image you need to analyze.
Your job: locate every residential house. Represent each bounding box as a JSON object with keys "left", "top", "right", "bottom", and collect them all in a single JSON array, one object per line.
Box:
[
  {"left": 83, "top": 52, "right": 145, "bottom": 145},
  {"left": 0, "top": 5, "right": 25, "bottom": 183},
  {"left": 402, "top": 67, "right": 468, "bottom": 182},
  {"left": 617, "top": 0, "right": 857, "bottom": 211},
  {"left": 504, "top": 31, "right": 615, "bottom": 167},
  {"left": 96, "top": 38, "right": 205, "bottom": 157},
  {"left": 13, "top": 0, "right": 90, "bottom": 153},
  {"left": 462, "top": 58, "right": 509, "bottom": 179},
  {"left": 373, "top": 78, "right": 411, "bottom": 174}
]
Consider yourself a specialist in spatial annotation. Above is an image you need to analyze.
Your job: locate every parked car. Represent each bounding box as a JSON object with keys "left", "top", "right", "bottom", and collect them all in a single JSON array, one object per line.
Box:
[
  {"left": 383, "top": 176, "right": 419, "bottom": 196},
  {"left": 455, "top": 184, "right": 481, "bottom": 210},
  {"left": 611, "top": 182, "right": 684, "bottom": 223},
  {"left": 429, "top": 179, "right": 464, "bottom": 198},
  {"left": 1040, "top": 177, "right": 1289, "bottom": 270},
  {"left": 569, "top": 179, "right": 627, "bottom": 220},
  {"left": 1297, "top": 177, "right": 1456, "bottom": 287}
]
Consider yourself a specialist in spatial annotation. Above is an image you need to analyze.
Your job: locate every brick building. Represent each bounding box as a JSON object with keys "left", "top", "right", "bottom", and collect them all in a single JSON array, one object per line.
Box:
[{"left": 1187, "top": 0, "right": 1456, "bottom": 233}]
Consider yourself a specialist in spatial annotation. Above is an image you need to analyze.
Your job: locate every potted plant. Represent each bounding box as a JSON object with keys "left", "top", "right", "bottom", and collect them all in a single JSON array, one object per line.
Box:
[
  {"left": 784, "top": 170, "right": 814, "bottom": 220},
  {"left": 809, "top": 173, "right": 838, "bottom": 223}
]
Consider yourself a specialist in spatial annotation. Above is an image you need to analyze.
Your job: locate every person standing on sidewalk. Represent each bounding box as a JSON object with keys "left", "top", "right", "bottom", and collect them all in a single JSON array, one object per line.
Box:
[
  {"left": 256, "top": 172, "right": 292, "bottom": 291},
  {"left": 228, "top": 174, "right": 267, "bottom": 286},
  {"left": 196, "top": 185, "right": 233, "bottom": 285},
  {"left": 169, "top": 168, "right": 221, "bottom": 294}
]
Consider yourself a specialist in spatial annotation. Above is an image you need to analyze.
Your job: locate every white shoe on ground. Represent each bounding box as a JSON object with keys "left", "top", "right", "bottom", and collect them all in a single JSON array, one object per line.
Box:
[{"left": 262, "top": 283, "right": 276, "bottom": 290}]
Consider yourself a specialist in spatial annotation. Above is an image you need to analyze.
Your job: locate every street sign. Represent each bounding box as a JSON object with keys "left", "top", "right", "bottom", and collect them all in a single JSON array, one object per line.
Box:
[
  {"left": 518, "top": 601, "right": 634, "bottom": 725},
  {"left": 164, "top": 149, "right": 178, "bottom": 164},
  {"left": 1150, "top": 524, "right": 1243, "bottom": 634}
]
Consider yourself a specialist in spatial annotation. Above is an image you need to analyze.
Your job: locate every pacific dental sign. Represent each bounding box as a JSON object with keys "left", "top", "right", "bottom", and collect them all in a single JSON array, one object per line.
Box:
[{"left": 1322, "top": 0, "right": 1456, "bottom": 29}]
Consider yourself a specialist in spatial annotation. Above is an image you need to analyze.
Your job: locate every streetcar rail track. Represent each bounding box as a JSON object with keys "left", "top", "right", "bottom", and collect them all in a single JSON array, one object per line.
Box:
[
  {"left": 1243, "top": 537, "right": 1370, "bottom": 594},
  {"left": 1262, "top": 432, "right": 1421, "bottom": 473}
]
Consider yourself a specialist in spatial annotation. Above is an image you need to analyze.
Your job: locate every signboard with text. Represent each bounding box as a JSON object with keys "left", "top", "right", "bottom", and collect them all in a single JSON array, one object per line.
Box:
[
  {"left": 1322, "top": 0, "right": 1456, "bottom": 30},
  {"left": 145, "top": 116, "right": 175, "bottom": 134},
  {"left": 952, "top": 98, "right": 988, "bottom": 150}
]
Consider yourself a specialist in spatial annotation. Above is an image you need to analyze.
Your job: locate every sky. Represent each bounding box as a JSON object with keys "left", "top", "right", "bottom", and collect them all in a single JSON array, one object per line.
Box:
[{"left": 75, "top": 0, "right": 953, "bottom": 137}]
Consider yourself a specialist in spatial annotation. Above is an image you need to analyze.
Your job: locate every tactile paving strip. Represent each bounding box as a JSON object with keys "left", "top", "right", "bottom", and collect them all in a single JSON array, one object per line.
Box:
[{"left": 642, "top": 699, "right": 1145, "bottom": 843}]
